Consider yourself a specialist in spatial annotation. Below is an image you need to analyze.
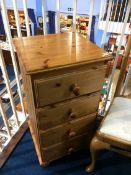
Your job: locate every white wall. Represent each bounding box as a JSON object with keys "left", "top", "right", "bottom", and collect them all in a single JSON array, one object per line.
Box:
[
  {"left": 46, "top": 0, "right": 56, "bottom": 11},
  {"left": 46, "top": 0, "right": 101, "bottom": 15},
  {"left": 60, "top": 0, "right": 73, "bottom": 13},
  {"left": 5, "top": 0, "right": 100, "bottom": 17},
  {"left": 6, "top": 0, "right": 36, "bottom": 9},
  {"left": 77, "top": 0, "right": 89, "bottom": 15}
]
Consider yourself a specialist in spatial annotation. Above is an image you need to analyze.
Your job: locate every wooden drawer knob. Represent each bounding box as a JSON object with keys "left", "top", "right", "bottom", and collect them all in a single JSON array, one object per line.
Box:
[
  {"left": 69, "top": 113, "right": 76, "bottom": 119},
  {"left": 70, "top": 84, "right": 80, "bottom": 96},
  {"left": 67, "top": 147, "right": 74, "bottom": 154},
  {"left": 68, "top": 131, "right": 76, "bottom": 137},
  {"left": 68, "top": 109, "right": 76, "bottom": 119}
]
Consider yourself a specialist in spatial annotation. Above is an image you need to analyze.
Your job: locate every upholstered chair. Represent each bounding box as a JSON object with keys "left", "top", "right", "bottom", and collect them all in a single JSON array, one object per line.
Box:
[{"left": 86, "top": 34, "right": 131, "bottom": 173}]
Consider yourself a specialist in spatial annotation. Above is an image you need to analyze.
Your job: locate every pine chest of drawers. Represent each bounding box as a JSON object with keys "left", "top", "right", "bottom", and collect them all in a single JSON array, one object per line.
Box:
[{"left": 14, "top": 33, "right": 111, "bottom": 166}]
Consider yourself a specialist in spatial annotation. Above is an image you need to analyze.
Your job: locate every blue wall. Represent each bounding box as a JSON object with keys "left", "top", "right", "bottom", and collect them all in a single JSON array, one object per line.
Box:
[
  {"left": 36, "top": 0, "right": 48, "bottom": 16},
  {"left": 36, "top": 0, "right": 42, "bottom": 16}
]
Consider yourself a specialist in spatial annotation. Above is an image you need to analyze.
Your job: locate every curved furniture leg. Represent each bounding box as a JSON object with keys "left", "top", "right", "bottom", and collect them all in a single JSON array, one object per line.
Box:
[
  {"left": 41, "top": 161, "right": 50, "bottom": 167},
  {"left": 86, "top": 136, "right": 110, "bottom": 173}
]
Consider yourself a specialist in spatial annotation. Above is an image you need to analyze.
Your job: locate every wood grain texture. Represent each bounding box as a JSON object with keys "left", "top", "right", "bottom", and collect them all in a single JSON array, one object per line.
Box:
[
  {"left": 41, "top": 132, "right": 93, "bottom": 163},
  {"left": 40, "top": 113, "right": 96, "bottom": 147},
  {"left": 28, "top": 120, "right": 45, "bottom": 166},
  {"left": 36, "top": 92, "right": 100, "bottom": 130},
  {"left": 14, "top": 33, "right": 111, "bottom": 166},
  {"left": 13, "top": 33, "right": 112, "bottom": 74},
  {"left": 34, "top": 66, "right": 106, "bottom": 107}
]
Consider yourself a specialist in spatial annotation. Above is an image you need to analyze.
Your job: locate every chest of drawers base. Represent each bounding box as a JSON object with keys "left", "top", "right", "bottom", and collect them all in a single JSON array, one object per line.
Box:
[
  {"left": 23, "top": 64, "right": 107, "bottom": 166},
  {"left": 13, "top": 33, "right": 112, "bottom": 166}
]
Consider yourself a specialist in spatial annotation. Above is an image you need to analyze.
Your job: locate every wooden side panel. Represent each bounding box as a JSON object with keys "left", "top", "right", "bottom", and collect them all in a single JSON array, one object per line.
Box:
[
  {"left": 25, "top": 75, "right": 44, "bottom": 164},
  {"left": 19, "top": 63, "right": 44, "bottom": 165}
]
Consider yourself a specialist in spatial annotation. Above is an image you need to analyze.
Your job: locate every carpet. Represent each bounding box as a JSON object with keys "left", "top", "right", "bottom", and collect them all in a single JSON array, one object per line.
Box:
[{"left": 0, "top": 131, "right": 131, "bottom": 175}]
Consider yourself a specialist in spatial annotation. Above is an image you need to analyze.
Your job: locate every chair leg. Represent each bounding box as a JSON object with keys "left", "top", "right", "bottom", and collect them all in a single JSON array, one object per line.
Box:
[{"left": 85, "top": 136, "right": 110, "bottom": 173}]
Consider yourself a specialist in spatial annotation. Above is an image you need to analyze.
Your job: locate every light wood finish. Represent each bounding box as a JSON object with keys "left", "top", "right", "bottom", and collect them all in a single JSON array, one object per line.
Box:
[
  {"left": 28, "top": 120, "right": 44, "bottom": 166},
  {"left": 41, "top": 132, "right": 93, "bottom": 163},
  {"left": 86, "top": 34, "right": 131, "bottom": 173},
  {"left": 34, "top": 66, "right": 106, "bottom": 107},
  {"left": 37, "top": 92, "right": 100, "bottom": 130},
  {"left": 13, "top": 33, "right": 111, "bottom": 74},
  {"left": 86, "top": 136, "right": 110, "bottom": 172},
  {"left": 13, "top": 33, "right": 111, "bottom": 165},
  {"left": 40, "top": 113, "right": 96, "bottom": 147}
]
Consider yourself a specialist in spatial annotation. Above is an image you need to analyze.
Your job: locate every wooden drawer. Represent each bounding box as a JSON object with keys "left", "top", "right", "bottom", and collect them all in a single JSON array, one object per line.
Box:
[
  {"left": 34, "top": 66, "right": 106, "bottom": 107},
  {"left": 41, "top": 132, "right": 92, "bottom": 163},
  {"left": 40, "top": 113, "right": 96, "bottom": 147},
  {"left": 36, "top": 92, "right": 100, "bottom": 130}
]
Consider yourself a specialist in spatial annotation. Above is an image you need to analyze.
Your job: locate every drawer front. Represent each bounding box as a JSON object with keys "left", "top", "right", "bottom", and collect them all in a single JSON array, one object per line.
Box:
[
  {"left": 37, "top": 92, "right": 100, "bottom": 130},
  {"left": 34, "top": 66, "right": 106, "bottom": 107},
  {"left": 41, "top": 133, "right": 92, "bottom": 162},
  {"left": 40, "top": 113, "right": 96, "bottom": 147}
]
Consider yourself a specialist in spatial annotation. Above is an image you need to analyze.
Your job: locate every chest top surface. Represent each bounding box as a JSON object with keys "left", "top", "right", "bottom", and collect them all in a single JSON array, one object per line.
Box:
[{"left": 13, "top": 33, "right": 111, "bottom": 74}]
